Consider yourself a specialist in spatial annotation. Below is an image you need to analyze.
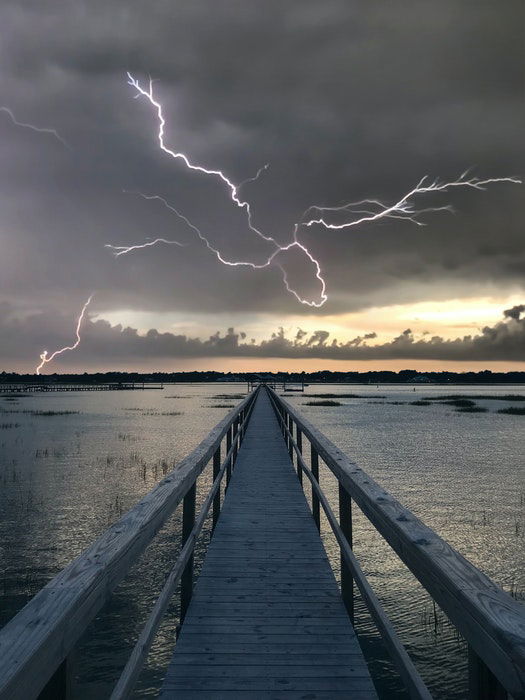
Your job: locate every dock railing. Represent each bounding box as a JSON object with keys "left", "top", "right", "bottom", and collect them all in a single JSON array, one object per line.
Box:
[
  {"left": 267, "top": 385, "right": 525, "bottom": 700},
  {"left": 0, "top": 387, "right": 259, "bottom": 700}
]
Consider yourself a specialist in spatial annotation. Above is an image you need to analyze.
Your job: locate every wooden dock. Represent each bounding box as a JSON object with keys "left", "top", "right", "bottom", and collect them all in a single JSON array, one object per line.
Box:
[
  {"left": 0, "top": 384, "right": 524, "bottom": 700},
  {"left": 161, "top": 389, "right": 377, "bottom": 699}
]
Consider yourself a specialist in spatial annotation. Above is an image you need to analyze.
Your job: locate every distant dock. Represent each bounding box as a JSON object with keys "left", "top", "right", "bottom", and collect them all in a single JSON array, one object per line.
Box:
[{"left": 0, "top": 382, "right": 164, "bottom": 393}]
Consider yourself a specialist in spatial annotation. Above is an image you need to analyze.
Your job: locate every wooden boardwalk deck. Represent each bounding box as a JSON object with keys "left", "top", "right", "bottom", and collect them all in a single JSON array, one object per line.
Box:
[{"left": 161, "top": 389, "right": 377, "bottom": 699}]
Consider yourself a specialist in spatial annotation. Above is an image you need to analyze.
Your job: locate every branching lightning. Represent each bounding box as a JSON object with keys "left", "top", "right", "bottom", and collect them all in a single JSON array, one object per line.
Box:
[
  {"left": 0, "top": 106, "right": 69, "bottom": 148},
  {"left": 105, "top": 236, "right": 185, "bottom": 256},
  {"left": 36, "top": 295, "right": 94, "bottom": 375},
  {"left": 115, "top": 73, "right": 521, "bottom": 309},
  {"left": 106, "top": 193, "right": 328, "bottom": 307},
  {"left": 301, "top": 171, "right": 522, "bottom": 230}
]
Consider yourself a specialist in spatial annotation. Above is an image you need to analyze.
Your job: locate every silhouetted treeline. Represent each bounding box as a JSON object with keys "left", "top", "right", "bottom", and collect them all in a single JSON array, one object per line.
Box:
[{"left": 1, "top": 369, "right": 524, "bottom": 384}]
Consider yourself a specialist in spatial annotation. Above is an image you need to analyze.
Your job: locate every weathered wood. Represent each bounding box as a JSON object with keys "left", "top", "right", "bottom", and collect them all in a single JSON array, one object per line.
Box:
[
  {"left": 181, "top": 483, "right": 197, "bottom": 622},
  {"left": 37, "top": 658, "right": 70, "bottom": 700},
  {"left": 296, "top": 427, "right": 303, "bottom": 485},
  {"left": 339, "top": 481, "right": 354, "bottom": 623},
  {"left": 310, "top": 444, "right": 321, "bottom": 531},
  {"left": 109, "top": 417, "right": 250, "bottom": 700},
  {"left": 0, "top": 391, "right": 257, "bottom": 700},
  {"left": 161, "top": 390, "right": 377, "bottom": 699},
  {"left": 267, "top": 390, "right": 431, "bottom": 700},
  {"left": 270, "top": 387, "right": 525, "bottom": 699},
  {"left": 287, "top": 414, "right": 294, "bottom": 460},
  {"left": 212, "top": 446, "right": 221, "bottom": 530},
  {"left": 469, "top": 647, "right": 508, "bottom": 699},
  {"left": 226, "top": 425, "right": 232, "bottom": 487}
]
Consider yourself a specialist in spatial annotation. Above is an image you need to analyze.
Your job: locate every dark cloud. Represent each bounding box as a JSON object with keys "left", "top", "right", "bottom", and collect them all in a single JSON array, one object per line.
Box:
[
  {"left": 0, "top": 0, "right": 523, "bottom": 326},
  {"left": 1, "top": 303, "right": 523, "bottom": 367}
]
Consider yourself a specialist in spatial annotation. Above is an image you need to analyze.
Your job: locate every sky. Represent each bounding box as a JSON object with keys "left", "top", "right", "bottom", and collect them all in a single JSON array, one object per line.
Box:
[{"left": 0, "top": 1, "right": 523, "bottom": 373}]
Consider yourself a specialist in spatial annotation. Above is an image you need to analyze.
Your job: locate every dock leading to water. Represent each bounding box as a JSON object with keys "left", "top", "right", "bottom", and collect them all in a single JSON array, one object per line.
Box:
[
  {"left": 0, "top": 385, "right": 524, "bottom": 699},
  {"left": 161, "top": 389, "right": 376, "bottom": 698}
]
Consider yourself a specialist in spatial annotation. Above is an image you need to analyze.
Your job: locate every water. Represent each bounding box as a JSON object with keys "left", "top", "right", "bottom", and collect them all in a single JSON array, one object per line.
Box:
[{"left": 0, "top": 383, "right": 523, "bottom": 697}]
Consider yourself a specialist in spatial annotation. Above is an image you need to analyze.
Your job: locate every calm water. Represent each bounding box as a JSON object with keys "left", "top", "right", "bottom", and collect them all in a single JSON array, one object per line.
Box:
[{"left": 0, "top": 383, "right": 523, "bottom": 698}]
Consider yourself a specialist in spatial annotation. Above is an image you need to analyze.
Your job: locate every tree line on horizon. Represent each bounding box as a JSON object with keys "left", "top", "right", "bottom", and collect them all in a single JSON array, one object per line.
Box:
[{"left": 1, "top": 369, "right": 524, "bottom": 384}]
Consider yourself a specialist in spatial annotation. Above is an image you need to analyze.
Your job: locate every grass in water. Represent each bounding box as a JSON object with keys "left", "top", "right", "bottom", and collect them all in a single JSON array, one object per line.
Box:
[
  {"left": 304, "top": 393, "right": 386, "bottom": 399},
  {"left": 304, "top": 400, "right": 342, "bottom": 406},
  {"left": 212, "top": 394, "right": 245, "bottom": 400},
  {"left": 410, "top": 400, "right": 431, "bottom": 406},
  {"left": 498, "top": 407, "right": 525, "bottom": 416},
  {"left": 426, "top": 394, "right": 525, "bottom": 402},
  {"left": 438, "top": 399, "right": 476, "bottom": 408},
  {"left": 208, "top": 404, "right": 235, "bottom": 408},
  {"left": 456, "top": 406, "right": 488, "bottom": 413}
]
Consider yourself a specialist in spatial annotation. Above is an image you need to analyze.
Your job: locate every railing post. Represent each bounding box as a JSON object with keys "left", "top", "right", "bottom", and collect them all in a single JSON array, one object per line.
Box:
[
  {"left": 296, "top": 427, "right": 303, "bottom": 485},
  {"left": 311, "top": 445, "right": 320, "bottom": 532},
  {"left": 233, "top": 418, "right": 239, "bottom": 466},
  {"left": 339, "top": 482, "right": 354, "bottom": 623},
  {"left": 468, "top": 647, "right": 507, "bottom": 699},
  {"left": 212, "top": 445, "right": 221, "bottom": 531},
  {"left": 239, "top": 409, "right": 245, "bottom": 440},
  {"left": 180, "top": 483, "right": 196, "bottom": 622},
  {"left": 226, "top": 424, "right": 233, "bottom": 487},
  {"left": 38, "top": 658, "right": 71, "bottom": 700},
  {"left": 288, "top": 415, "right": 294, "bottom": 460}
]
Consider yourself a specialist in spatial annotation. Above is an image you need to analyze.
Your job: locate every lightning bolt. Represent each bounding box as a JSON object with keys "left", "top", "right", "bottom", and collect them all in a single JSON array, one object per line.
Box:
[
  {"left": 0, "top": 106, "right": 69, "bottom": 148},
  {"left": 35, "top": 295, "right": 94, "bottom": 375},
  {"left": 301, "top": 171, "right": 522, "bottom": 230},
  {"left": 106, "top": 192, "right": 328, "bottom": 307},
  {"left": 105, "top": 236, "right": 185, "bottom": 256},
  {"left": 119, "top": 73, "right": 520, "bottom": 309},
  {"left": 117, "top": 74, "right": 327, "bottom": 306}
]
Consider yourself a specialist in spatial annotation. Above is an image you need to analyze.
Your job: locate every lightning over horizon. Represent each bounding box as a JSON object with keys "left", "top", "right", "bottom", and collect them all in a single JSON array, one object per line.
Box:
[
  {"left": 0, "top": 106, "right": 69, "bottom": 148},
  {"left": 111, "top": 74, "right": 520, "bottom": 310},
  {"left": 35, "top": 295, "right": 94, "bottom": 375}
]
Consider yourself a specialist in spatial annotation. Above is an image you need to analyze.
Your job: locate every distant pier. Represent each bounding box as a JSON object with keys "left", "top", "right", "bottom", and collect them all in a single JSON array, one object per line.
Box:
[{"left": 0, "top": 382, "right": 164, "bottom": 393}]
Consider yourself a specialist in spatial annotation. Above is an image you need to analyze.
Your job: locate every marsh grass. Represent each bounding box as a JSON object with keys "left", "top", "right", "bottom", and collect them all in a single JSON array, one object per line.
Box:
[
  {"left": 426, "top": 394, "right": 525, "bottom": 402},
  {"left": 123, "top": 410, "right": 183, "bottom": 416},
  {"left": 498, "top": 407, "right": 525, "bottom": 416},
  {"left": 0, "top": 422, "right": 20, "bottom": 429},
  {"left": 304, "top": 400, "right": 342, "bottom": 406},
  {"left": 208, "top": 404, "right": 235, "bottom": 408},
  {"left": 410, "top": 400, "right": 431, "bottom": 406},
  {"left": 456, "top": 406, "right": 488, "bottom": 413},
  {"left": 211, "top": 394, "right": 245, "bottom": 400},
  {"left": 439, "top": 399, "right": 476, "bottom": 408},
  {"left": 304, "top": 393, "right": 386, "bottom": 399}
]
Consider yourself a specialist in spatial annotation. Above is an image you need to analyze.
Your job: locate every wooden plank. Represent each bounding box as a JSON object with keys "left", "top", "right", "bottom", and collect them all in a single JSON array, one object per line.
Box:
[
  {"left": 169, "top": 653, "right": 365, "bottom": 666},
  {"left": 161, "top": 390, "right": 376, "bottom": 699},
  {"left": 159, "top": 692, "right": 374, "bottom": 700}
]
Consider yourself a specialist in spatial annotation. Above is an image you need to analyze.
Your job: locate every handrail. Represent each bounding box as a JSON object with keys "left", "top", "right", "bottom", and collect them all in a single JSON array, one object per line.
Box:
[
  {"left": 267, "top": 386, "right": 525, "bottom": 700},
  {"left": 109, "top": 396, "right": 257, "bottom": 699},
  {"left": 0, "top": 388, "right": 259, "bottom": 700}
]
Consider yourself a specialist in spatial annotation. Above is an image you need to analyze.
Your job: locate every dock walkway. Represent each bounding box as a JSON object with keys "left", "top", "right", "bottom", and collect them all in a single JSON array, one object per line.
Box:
[{"left": 161, "top": 389, "right": 377, "bottom": 699}]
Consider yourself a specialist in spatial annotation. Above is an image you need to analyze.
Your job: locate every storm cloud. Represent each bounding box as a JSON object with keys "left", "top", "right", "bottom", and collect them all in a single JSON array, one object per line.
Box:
[
  {"left": 0, "top": 0, "right": 523, "bottom": 327},
  {"left": 1, "top": 303, "right": 523, "bottom": 368}
]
